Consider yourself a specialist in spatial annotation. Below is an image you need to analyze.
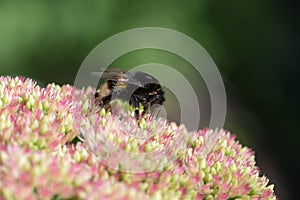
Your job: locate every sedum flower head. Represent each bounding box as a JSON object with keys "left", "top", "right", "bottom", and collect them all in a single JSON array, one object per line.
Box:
[{"left": 0, "top": 76, "right": 276, "bottom": 199}]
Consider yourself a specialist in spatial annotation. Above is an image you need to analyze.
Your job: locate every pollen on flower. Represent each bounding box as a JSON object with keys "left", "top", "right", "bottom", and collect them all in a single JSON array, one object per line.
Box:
[{"left": 0, "top": 76, "right": 277, "bottom": 199}]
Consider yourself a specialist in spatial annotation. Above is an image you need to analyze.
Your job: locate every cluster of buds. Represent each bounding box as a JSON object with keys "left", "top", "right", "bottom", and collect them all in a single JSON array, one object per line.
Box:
[{"left": 0, "top": 76, "right": 276, "bottom": 199}]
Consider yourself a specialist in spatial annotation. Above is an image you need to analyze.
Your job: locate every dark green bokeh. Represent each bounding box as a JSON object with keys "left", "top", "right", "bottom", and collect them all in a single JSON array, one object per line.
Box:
[{"left": 0, "top": 0, "right": 298, "bottom": 198}]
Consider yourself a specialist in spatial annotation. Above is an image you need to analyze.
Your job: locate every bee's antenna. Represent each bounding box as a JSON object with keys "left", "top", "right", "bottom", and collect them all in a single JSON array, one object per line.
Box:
[
  {"left": 156, "top": 105, "right": 163, "bottom": 119},
  {"left": 150, "top": 104, "right": 162, "bottom": 120}
]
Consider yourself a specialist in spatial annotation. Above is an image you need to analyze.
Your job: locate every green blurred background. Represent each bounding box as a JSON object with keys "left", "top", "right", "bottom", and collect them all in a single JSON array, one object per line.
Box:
[{"left": 0, "top": 0, "right": 298, "bottom": 198}]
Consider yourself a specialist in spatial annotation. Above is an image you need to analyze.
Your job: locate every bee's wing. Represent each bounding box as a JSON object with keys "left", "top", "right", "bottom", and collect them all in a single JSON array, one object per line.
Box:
[
  {"left": 103, "top": 68, "right": 127, "bottom": 73},
  {"left": 91, "top": 71, "right": 123, "bottom": 79},
  {"left": 91, "top": 68, "right": 124, "bottom": 81},
  {"left": 91, "top": 69, "right": 143, "bottom": 87}
]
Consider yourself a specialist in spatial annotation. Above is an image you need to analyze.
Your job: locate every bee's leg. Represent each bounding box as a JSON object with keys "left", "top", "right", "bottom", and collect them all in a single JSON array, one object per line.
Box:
[
  {"left": 130, "top": 95, "right": 140, "bottom": 120},
  {"left": 97, "top": 94, "right": 112, "bottom": 112},
  {"left": 141, "top": 102, "right": 150, "bottom": 118}
]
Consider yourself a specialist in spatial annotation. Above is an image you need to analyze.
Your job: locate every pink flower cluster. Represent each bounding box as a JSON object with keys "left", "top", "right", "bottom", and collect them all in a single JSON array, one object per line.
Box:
[{"left": 0, "top": 76, "right": 276, "bottom": 199}]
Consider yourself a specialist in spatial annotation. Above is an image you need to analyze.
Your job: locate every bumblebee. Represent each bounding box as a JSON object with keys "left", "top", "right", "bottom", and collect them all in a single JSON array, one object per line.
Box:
[{"left": 93, "top": 68, "right": 165, "bottom": 120}]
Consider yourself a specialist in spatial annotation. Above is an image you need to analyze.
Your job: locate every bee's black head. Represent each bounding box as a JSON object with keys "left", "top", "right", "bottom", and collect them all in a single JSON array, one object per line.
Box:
[
  {"left": 155, "top": 87, "right": 165, "bottom": 104},
  {"left": 142, "top": 83, "right": 165, "bottom": 106}
]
